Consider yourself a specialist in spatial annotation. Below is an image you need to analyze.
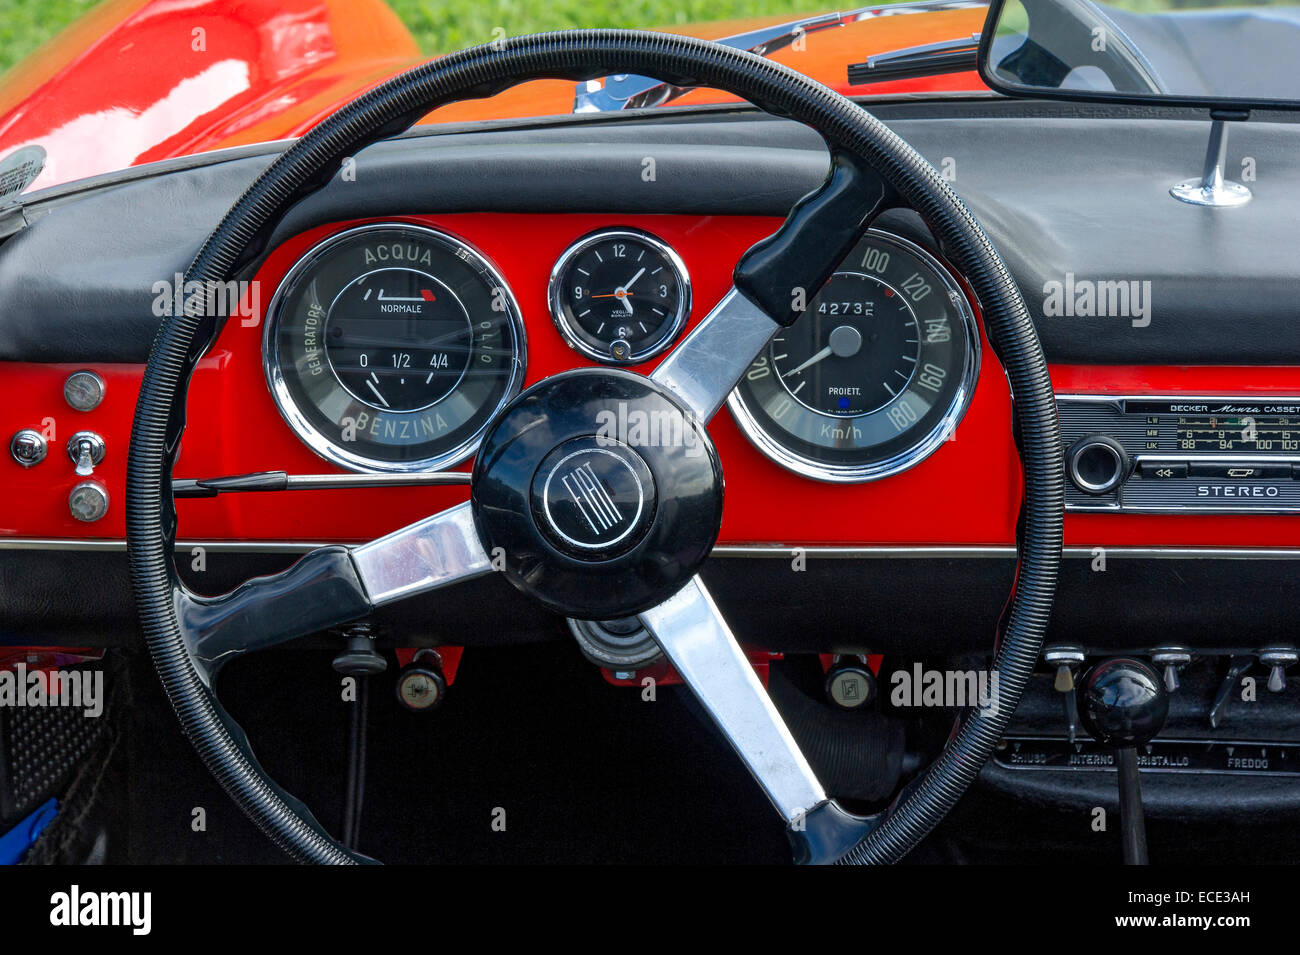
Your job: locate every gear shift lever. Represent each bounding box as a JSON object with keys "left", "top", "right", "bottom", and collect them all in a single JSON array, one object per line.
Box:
[{"left": 1078, "top": 658, "right": 1169, "bottom": 865}]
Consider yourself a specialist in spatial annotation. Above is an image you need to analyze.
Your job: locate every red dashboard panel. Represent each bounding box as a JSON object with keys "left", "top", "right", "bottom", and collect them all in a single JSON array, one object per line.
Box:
[{"left": 3, "top": 211, "right": 1300, "bottom": 550}]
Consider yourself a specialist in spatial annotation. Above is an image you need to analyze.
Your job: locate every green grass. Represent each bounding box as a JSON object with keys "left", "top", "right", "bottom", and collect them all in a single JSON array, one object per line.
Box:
[
  {"left": 0, "top": 0, "right": 99, "bottom": 74},
  {"left": 388, "top": 0, "right": 830, "bottom": 55},
  {"left": 0, "top": 0, "right": 832, "bottom": 76}
]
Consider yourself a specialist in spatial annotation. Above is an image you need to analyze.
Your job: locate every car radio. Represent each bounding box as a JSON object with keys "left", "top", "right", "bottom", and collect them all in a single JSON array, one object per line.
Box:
[{"left": 1057, "top": 395, "right": 1300, "bottom": 512}]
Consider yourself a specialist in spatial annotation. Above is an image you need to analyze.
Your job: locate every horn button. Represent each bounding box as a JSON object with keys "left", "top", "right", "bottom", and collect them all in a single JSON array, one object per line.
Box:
[{"left": 471, "top": 369, "right": 724, "bottom": 619}]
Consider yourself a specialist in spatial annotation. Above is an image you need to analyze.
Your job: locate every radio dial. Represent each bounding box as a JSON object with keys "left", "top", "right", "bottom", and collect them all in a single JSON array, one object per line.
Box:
[{"left": 1067, "top": 435, "right": 1129, "bottom": 495}]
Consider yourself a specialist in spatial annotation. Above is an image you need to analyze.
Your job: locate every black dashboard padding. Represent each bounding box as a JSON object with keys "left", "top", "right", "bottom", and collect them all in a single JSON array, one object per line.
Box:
[
  {"left": 5, "top": 106, "right": 1300, "bottom": 365},
  {"left": 14, "top": 549, "right": 1299, "bottom": 654}
]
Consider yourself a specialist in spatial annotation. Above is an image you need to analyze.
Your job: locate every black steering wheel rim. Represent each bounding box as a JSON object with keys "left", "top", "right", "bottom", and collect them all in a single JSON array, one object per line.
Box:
[{"left": 127, "top": 29, "right": 1063, "bottom": 865}]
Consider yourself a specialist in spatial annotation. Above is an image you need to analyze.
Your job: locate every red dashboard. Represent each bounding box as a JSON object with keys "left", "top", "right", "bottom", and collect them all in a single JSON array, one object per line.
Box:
[{"left": 5, "top": 210, "right": 1300, "bottom": 550}]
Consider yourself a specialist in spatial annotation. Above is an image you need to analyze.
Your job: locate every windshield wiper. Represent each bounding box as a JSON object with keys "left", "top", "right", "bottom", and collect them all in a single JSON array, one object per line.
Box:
[
  {"left": 847, "top": 33, "right": 980, "bottom": 85},
  {"left": 572, "top": 0, "right": 989, "bottom": 113}
]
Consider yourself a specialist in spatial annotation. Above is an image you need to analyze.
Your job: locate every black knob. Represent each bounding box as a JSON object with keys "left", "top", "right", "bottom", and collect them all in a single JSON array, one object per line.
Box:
[
  {"left": 395, "top": 651, "right": 447, "bottom": 712},
  {"left": 1067, "top": 435, "right": 1129, "bottom": 495},
  {"left": 1079, "top": 657, "right": 1169, "bottom": 747},
  {"left": 332, "top": 631, "right": 387, "bottom": 677}
]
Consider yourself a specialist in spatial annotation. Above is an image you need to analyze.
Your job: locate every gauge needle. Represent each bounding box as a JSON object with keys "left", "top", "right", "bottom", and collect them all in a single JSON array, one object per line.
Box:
[
  {"left": 784, "top": 345, "right": 834, "bottom": 377},
  {"left": 365, "top": 372, "right": 390, "bottom": 408}
]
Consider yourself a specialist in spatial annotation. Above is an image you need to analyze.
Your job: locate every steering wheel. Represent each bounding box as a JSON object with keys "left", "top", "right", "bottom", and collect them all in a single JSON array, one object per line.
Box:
[{"left": 127, "top": 30, "right": 1063, "bottom": 865}]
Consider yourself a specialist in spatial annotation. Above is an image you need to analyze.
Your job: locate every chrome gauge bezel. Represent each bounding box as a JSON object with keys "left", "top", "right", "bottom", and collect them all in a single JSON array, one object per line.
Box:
[
  {"left": 263, "top": 222, "right": 527, "bottom": 474},
  {"left": 547, "top": 228, "right": 692, "bottom": 365},
  {"left": 726, "top": 229, "right": 981, "bottom": 484}
]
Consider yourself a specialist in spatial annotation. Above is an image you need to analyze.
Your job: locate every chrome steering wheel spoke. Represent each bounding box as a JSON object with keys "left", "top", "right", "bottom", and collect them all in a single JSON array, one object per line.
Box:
[
  {"left": 639, "top": 576, "right": 876, "bottom": 863},
  {"left": 649, "top": 288, "right": 782, "bottom": 423},
  {"left": 179, "top": 501, "right": 491, "bottom": 683}
]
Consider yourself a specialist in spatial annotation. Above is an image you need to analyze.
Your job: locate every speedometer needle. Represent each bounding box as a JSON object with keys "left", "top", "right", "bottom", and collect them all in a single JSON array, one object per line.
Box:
[{"left": 784, "top": 346, "right": 833, "bottom": 377}]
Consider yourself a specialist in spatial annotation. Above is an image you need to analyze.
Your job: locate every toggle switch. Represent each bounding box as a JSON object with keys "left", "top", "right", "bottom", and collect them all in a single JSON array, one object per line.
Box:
[
  {"left": 1150, "top": 647, "right": 1193, "bottom": 693},
  {"left": 1044, "top": 645, "right": 1085, "bottom": 744},
  {"left": 1258, "top": 648, "right": 1297, "bottom": 693},
  {"left": 66, "top": 431, "right": 105, "bottom": 476}
]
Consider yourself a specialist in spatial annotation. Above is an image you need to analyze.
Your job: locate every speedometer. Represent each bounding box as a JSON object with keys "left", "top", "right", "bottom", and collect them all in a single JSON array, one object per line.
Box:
[
  {"left": 728, "top": 231, "right": 978, "bottom": 483},
  {"left": 264, "top": 223, "right": 525, "bottom": 472}
]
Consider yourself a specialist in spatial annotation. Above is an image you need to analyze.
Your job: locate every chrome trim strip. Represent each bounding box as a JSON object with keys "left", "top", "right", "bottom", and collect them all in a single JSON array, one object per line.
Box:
[{"left": 8, "top": 539, "right": 1300, "bottom": 561}]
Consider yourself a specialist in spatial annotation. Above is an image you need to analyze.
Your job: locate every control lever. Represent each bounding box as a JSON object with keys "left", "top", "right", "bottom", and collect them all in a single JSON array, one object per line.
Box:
[
  {"left": 1044, "top": 646, "right": 1085, "bottom": 744},
  {"left": 1079, "top": 657, "right": 1169, "bottom": 865},
  {"left": 1209, "top": 655, "right": 1254, "bottom": 729}
]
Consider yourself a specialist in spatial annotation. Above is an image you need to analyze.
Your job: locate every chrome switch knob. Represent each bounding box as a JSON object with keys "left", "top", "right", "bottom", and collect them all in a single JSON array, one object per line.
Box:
[
  {"left": 1150, "top": 648, "right": 1193, "bottom": 693},
  {"left": 66, "top": 431, "right": 106, "bottom": 476},
  {"left": 10, "top": 429, "right": 47, "bottom": 467},
  {"left": 1258, "top": 648, "right": 1297, "bottom": 693}
]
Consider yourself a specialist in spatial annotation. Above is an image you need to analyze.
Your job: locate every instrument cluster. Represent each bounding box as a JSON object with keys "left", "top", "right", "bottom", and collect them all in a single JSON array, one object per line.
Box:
[{"left": 262, "top": 221, "right": 981, "bottom": 482}]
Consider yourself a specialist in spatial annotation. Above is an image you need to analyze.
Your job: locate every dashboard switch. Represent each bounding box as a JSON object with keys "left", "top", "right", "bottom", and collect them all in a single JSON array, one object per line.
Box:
[
  {"left": 395, "top": 650, "right": 447, "bottom": 712},
  {"left": 63, "top": 370, "right": 105, "bottom": 411},
  {"left": 825, "top": 657, "right": 877, "bottom": 710},
  {"left": 1044, "top": 645, "right": 1085, "bottom": 744},
  {"left": 68, "top": 481, "right": 109, "bottom": 522},
  {"left": 10, "top": 429, "right": 47, "bottom": 467},
  {"left": 1078, "top": 658, "right": 1168, "bottom": 865},
  {"left": 1210, "top": 656, "right": 1255, "bottom": 729},
  {"left": 1258, "top": 648, "right": 1297, "bottom": 693},
  {"left": 1150, "top": 647, "right": 1192, "bottom": 692},
  {"left": 1187, "top": 462, "right": 1290, "bottom": 479},
  {"left": 1139, "top": 461, "right": 1187, "bottom": 480},
  {"left": 66, "top": 431, "right": 105, "bottom": 476}
]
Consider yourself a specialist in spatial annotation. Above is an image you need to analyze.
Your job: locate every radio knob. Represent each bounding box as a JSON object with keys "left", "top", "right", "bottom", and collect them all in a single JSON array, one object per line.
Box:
[{"left": 1067, "top": 435, "right": 1130, "bottom": 495}]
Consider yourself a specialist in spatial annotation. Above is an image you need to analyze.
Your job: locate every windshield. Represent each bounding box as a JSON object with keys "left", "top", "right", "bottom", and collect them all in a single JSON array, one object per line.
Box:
[{"left": 0, "top": 0, "right": 992, "bottom": 191}]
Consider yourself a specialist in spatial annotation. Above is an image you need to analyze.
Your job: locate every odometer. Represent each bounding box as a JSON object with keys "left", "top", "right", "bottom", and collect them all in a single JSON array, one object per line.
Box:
[
  {"left": 264, "top": 223, "right": 526, "bottom": 472},
  {"left": 728, "top": 231, "right": 978, "bottom": 483}
]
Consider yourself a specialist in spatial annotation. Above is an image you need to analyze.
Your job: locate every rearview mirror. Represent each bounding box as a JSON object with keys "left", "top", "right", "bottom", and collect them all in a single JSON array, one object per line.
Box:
[{"left": 976, "top": 0, "right": 1300, "bottom": 110}]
